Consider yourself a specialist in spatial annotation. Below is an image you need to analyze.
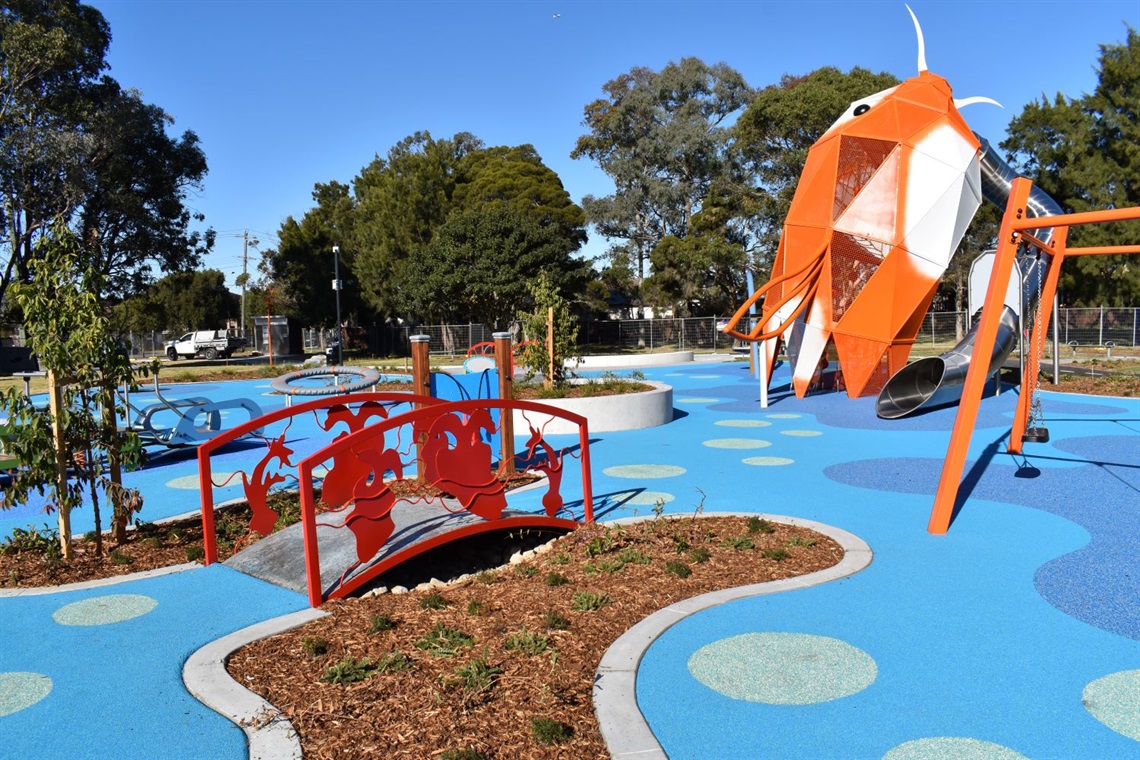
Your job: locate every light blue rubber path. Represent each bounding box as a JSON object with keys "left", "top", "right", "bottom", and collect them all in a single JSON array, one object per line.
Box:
[
  {"left": 0, "top": 359, "right": 1136, "bottom": 759},
  {"left": 0, "top": 565, "right": 308, "bottom": 759}
]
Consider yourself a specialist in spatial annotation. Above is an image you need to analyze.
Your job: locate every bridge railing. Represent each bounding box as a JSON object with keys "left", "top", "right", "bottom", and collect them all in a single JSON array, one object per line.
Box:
[{"left": 295, "top": 398, "right": 594, "bottom": 607}]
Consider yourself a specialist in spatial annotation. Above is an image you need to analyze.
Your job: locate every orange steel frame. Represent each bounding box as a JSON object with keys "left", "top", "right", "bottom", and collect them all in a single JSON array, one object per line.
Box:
[{"left": 929, "top": 177, "right": 1140, "bottom": 534}]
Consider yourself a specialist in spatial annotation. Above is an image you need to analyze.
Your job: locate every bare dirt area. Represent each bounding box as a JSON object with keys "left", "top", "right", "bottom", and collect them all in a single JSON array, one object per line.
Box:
[{"left": 227, "top": 516, "right": 844, "bottom": 759}]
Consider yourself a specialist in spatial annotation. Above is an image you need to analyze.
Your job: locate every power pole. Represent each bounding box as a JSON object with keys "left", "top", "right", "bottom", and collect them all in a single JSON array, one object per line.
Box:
[{"left": 240, "top": 230, "right": 249, "bottom": 339}]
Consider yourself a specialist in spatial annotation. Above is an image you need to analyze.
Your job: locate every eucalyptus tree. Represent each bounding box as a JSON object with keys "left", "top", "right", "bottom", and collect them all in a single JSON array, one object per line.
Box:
[
  {"left": 1001, "top": 28, "right": 1139, "bottom": 305},
  {"left": 572, "top": 58, "right": 753, "bottom": 297}
]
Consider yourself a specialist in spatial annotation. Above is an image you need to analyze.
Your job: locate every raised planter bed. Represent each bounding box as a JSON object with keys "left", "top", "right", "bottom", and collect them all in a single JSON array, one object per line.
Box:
[
  {"left": 510, "top": 380, "right": 673, "bottom": 434},
  {"left": 568, "top": 350, "right": 693, "bottom": 369}
]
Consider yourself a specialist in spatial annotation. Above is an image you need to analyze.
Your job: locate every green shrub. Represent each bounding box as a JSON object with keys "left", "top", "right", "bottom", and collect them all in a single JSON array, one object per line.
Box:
[
  {"left": 570, "top": 591, "right": 611, "bottom": 612},
  {"left": 504, "top": 628, "right": 550, "bottom": 656},
  {"left": 688, "top": 547, "right": 711, "bottom": 564},
  {"left": 466, "top": 599, "right": 485, "bottom": 616},
  {"left": 440, "top": 749, "right": 484, "bottom": 760},
  {"left": 414, "top": 623, "right": 474, "bottom": 657},
  {"left": 475, "top": 571, "right": 498, "bottom": 584},
  {"left": 786, "top": 536, "right": 816, "bottom": 548},
  {"left": 369, "top": 613, "right": 396, "bottom": 633},
  {"left": 617, "top": 547, "right": 651, "bottom": 565},
  {"left": 319, "top": 656, "right": 375, "bottom": 684},
  {"left": 514, "top": 565, "right": 539, "bottom": 578},
  {"left": 547, "top": 552, "right": 570, "bottom": 566},
  {"left": 108, "top": 549, "right": 133, "bottom": 565},
  {"left": 748, "top": 516, "right": 775, "bottom": 534},
  {"left": 664, "top": 560, "right": 691, "bottom": 578},
  {"left": 542, "top": 612, "right": 570, "bottom": 630},
  {"left": 545, "top": 572, "right": 570, "bottom": 587},
  {"left": 302, "top": 637, "right": 329, "bottom": 657},
  {"left": 420, "top": 592, "right": 449, "bottom": 610},
  {"left": 185, "top": 545, "right": 205, "bottom": 562},
  {"left": 531, "top": 716, "right": 573, "bottom": 745},
  {"left": 450, "top": 657, "right": 502, "bottom": 695},
  {"left": 762, "top": 548, "right": 790, "bottom": 561},
  {"left": 725, "top": 535, "right": 754, "bottom": 551},
  {"left": 375, "top": 651, "right": 410, "bottom": 673}
]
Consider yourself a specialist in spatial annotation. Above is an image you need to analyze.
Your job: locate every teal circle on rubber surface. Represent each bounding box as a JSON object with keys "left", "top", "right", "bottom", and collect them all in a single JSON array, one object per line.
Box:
[
  {"left": 0, "top": 672, "right": 52, "bottom": 717},
  {"left": 780, "top": 429, "right": 822, "bottom": 437},
  {"left": 675, "top": 397, "right": 719, "bottom": 404},
  {"left": 882, "top": 737, "right": 1030, "bottom": 760},
  {"left": 715, "top": 419, "right": 772, "bottom": 428},
  {"left": 742, "top": 456, "right": 795, "bottom": 466},
  {"left": 1083, "top": 669, "right": 1140, "bottom": 740},
  {"left": 766, "top": 413, "right": 801, "bottom": 419},
  {"left": 52, "top": 594, "right": 158, "bottom": 626},
  {"left": 702, "top": 438, "right": 772, "bottom": 449},
  {"left": 687, "top": 632, "right": 876, "bottom": 704},
  {"left": 626, "top": 491, "right": 675, "bottom": 505},
  {"left": 603, "top": 464, "right": 686, "bottom": 479},
  {"left": 168, "top": 472, "right": 239, "bottom": 490}
]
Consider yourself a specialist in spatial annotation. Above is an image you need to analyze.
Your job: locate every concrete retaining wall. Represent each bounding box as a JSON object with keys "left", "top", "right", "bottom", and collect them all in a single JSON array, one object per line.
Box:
[{"left": 511, "top": 381, "right": 673, "bottom": 435}]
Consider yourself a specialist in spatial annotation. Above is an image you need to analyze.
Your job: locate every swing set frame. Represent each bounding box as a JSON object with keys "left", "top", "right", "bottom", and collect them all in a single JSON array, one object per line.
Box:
[{"left": 929, "top": 176, "right": 1140, "bottom": 534}]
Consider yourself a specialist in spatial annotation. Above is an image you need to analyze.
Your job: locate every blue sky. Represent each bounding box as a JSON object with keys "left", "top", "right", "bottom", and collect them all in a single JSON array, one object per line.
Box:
[{"left": 88, "top": 0, "right": 1137, "bottom": 293}]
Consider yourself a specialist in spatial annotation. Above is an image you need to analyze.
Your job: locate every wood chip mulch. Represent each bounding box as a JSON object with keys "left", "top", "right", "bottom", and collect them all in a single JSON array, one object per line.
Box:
[{"left": 227, "top": 516, "right": 844, "bottom": 759}]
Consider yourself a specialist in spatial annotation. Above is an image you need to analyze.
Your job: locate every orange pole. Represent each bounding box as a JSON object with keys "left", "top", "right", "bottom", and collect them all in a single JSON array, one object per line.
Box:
[
  {"left": 494, "top": 331, "right": 516, "bottom": 474},
  {"left": 928, "top": 178, "right": 1033, "bottom": 534}
]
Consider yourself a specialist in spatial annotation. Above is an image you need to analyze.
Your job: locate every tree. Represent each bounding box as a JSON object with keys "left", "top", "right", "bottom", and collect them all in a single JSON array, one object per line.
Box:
[
  {"left": 0, "top": 1, "right": 212, "bottom": 312},
  {"left": 1001, "top": 28, "right": 1139, "bottom": 305},
  {"left": 644, "top": 233, "right": 746, "bottom": 316},
  {"left": 516, "top": 270, "right": 579, "bottom": 387},
  {"left": 0, "top": 0, "right": 110, "bottom": 308},
  {"left": 260, "top": 180, "right": 363, "bottom": 327},
  {"left": 112, "top": 269, "right": 235, "bottom": 333},
  {"left": 572, "top": 58, "right": 753, "bottom": 298},
  {"left": 399, "top": 205, "right": 588, "bottom": 329},
  {"left": 77, "top": 82, "right": 213, "bottom": 299},
  {"left": 733, "top": 66, "right": 901, "bottom": 274},
  {"left": 0, "top": 226, "right": 145, "bottom": 557},
  {"left": 351, "top": 131, "right": 482, "bottom": 315}
]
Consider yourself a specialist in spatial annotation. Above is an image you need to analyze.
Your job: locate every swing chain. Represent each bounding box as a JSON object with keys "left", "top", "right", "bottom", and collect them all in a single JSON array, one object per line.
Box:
[{"left": 1026, "top": 252, "right": 1047, "bottom": 439}]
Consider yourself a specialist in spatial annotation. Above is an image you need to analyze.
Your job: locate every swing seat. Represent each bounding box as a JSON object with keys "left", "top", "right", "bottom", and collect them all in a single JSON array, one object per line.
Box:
[{"left": 1022, "top": 426, "right": 1050, "bottom": 444}]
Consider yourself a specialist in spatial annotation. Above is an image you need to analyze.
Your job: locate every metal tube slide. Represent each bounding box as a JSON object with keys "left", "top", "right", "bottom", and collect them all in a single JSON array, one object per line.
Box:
[{"left": 876, "top": 137, "right": 1064, "bottom": 419}]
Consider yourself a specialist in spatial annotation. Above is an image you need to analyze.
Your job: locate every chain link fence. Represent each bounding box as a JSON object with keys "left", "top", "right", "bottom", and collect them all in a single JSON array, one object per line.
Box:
[{"left": 6, "top": 308, "right": 1133, "bottom": 360}]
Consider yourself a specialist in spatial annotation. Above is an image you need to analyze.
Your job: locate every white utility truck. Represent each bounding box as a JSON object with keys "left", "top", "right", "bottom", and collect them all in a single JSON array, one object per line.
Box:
[{"left": 164, "top": 330, "right": 244, "bottom": 361}]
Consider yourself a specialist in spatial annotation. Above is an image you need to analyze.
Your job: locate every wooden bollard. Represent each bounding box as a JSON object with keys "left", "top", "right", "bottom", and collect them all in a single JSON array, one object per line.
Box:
[
  {"left": 494, "top": 331, "right": 515, "bottom": 474},
  {"left": 410, "top": 335, "right": 431, "bottom": 481}
]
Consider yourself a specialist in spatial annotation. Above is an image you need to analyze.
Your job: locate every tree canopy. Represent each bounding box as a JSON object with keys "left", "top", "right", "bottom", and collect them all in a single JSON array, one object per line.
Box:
[
  {"left": 0, "top": 0, "right": 211, "bottom": 314},
  {"left": 571, "top": 57, "right": 753, "bottom": 310},
  {"left": 1002, "top": 27, "right": 1139, "bottom": 305}
]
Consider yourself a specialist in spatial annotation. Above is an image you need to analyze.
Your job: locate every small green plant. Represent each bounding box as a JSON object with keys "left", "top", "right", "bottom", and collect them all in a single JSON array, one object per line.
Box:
[
  {"left": 688, "top": 547, "right": 711, "bottom": 564},
  {"left": 375, "top": 651, "right": 410, "bottom": 673},
  {"left": 449, "top": 656, "right": 502, "bottom": 696},
  {"left": 588, "top": 557, "right": 625, "bottom": 574},
  {"left": 108, "top": 549, "right": 133, "bottom": 565},
  {"left": 547, "top": 552, "right": 570, "bottom": 565},
  {"left": 165, "top": 528, "right": 185, "bottom": 542},
  {"left": 302, "top": 637, "right": 329, "bottom": 657},
  {"left": 466, "top": 599, "right": 485, "bottom": 616},
  {"left": 369, "top": 613, "right": 396, "bottom": 633},
  {"left": 652, "top": 498, "right": 666, "bottom": 518},
  {"left": 748, "top": 516, "right": 775, "bottom": 534},
  {"left": 585, "top": 531, "right": 615, "bottom": 557},
  {"left": 514, "top": 565, "right": 539, "bottom": 578},
  {"left": 763, "top": 548, "right": 790, "bottom": 561},
  {"left": 420, "top": 592, "right": 449, "bottom": 610},
  {"left": 440, "top": 749, "right": 484, "bottom": 760},
  {"left": 0, "top": 524, "right": 58, "bottom": 556},
  {"left": 618, "top": 547, "right": 651, "bottom": 565},
  {"left": 319, "top": 656, "right": 375, "bottom": 684},
  {"left": 542, "top": 612, "right": 570, "bottom": 630},
  {"left": 185, "top": 545, "right": 205, "bottom": 562},
  {"left": 664, "top": 560, "right": 692, "bottom": 578},
  {"left": 570, "top": 591, "right": 611, "bottom": 612},
  {"left": 531, "top": 716, "right": 573, "bottom": 745},
  {"left": 142, "top": 536, "right": 163, "bottom": 549},
  {"left": 725, "top": 535, "right": 754, "bottom": 551},
  {"left": 672, "top": 534, "right": 690, "bottom": 553},
  {"left": 504, "top": 628, "right": 551, "bottom": 656},
  {"left": 414, "top": 623, "right": 474, "bottom": 657},
  {"left": 475, "top": 570, "right": 498, "bottom": 584},
  {"left": 545, "top": 572, "right": 570, "bottom": 587},
  {"left": 786, "top": 536, "right": 816, "bottom": 548}
]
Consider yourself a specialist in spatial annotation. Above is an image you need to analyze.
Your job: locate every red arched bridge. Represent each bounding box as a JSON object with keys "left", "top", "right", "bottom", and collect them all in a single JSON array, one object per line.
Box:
[{"left": 196, "top": 393, "right": 594, "bottom": 607}]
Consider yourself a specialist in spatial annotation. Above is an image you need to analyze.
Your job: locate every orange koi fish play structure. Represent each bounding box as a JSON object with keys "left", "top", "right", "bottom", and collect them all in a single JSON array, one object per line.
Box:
[{"left": 723, "top": 6, "right": 1001, "bottom": 401}]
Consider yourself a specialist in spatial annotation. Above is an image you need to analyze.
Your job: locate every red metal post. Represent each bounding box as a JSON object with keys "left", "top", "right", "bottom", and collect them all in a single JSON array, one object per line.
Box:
[
  {"left": 198, "top": 447, "right": 217, "bottom": 564},
  {"left": 929, "top": 178, "right": 1033, "bottom": 534}
]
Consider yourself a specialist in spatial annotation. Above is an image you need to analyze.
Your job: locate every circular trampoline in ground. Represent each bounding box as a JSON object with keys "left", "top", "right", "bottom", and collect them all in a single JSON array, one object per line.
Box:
[{"left": 270, "top": 366, "right": 381, "bottom": 397}]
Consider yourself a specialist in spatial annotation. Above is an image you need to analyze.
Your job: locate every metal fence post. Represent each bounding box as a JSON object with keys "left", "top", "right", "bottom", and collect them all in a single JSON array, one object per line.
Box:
[{"left": 1099, "top": 305, "right": 1104, "bottom": 346}]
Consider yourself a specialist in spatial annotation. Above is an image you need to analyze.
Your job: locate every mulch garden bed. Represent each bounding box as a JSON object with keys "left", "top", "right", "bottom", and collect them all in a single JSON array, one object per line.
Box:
[{"left": 228, "top": 515, "right": 844, "bottom": 759}]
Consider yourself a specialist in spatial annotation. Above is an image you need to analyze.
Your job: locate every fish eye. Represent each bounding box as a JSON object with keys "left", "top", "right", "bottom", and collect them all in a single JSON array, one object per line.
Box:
[{"left": 854, "top": 104, "right": 871, "bottom": 116}]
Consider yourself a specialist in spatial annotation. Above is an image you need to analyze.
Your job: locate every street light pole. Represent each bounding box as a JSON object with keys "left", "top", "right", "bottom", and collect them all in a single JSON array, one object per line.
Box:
[{"left": 332, "top": 245, "right": 344, "bottom": 366}]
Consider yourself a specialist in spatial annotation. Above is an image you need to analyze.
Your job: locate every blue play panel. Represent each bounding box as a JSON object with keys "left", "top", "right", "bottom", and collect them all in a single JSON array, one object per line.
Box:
[{"left": 1, "top": 359, "right": 1137, "bottom": 758}]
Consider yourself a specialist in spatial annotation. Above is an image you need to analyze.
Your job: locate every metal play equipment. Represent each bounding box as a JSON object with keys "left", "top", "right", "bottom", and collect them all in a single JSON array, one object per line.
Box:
[
  {"left": 270, "top": 365, "right": 382, "bottom": 402},
  {"left": 198, "top": 377, "right": 595, "bottom": 607},
  {"left": 121, "top": 373, "right": 264, "bottom": 447},
  {"left": 722, "top": 6, "right": 1005, "bottom": 402},
  {"left": 929, "top": 179, "right": 1139, "bottom": 533}
]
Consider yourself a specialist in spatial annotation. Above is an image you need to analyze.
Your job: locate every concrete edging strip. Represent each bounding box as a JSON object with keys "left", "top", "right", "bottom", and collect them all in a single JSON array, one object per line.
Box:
[
  {"left": 184, "top": 607, "right": 329, "bottom": 760},
  {"left": 0, "top": 562, "right": 200, "bottom": 597},
  {"left": 592, "top": 512, "right": 873, "bottom": 759}
]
